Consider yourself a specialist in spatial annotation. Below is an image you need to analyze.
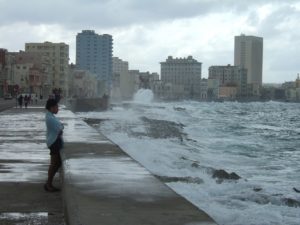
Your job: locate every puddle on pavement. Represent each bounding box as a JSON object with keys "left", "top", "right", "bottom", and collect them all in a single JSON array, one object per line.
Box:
[
  {"left": 0, "top": 212, "right": 48, "bottom": 225},
  {"left": 0, "top": 212, "right": 64, "bottom": 224}
]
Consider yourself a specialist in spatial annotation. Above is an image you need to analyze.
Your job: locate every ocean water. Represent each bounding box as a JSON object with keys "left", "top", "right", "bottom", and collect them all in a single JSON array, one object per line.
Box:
[{"left": 78, "top": 89, "right": 300, "bottom": 225}]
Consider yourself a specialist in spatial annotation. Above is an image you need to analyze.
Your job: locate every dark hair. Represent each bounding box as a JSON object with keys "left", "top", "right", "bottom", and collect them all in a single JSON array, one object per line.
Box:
[{"left": 45, "top": 99, "right": 58, "bottom": 110}]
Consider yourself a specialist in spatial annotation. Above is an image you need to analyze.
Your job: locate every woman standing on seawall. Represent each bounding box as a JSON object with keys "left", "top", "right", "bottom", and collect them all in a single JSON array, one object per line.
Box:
[{"left": 44, "top": 99, "right": 64, "bottom": 192}]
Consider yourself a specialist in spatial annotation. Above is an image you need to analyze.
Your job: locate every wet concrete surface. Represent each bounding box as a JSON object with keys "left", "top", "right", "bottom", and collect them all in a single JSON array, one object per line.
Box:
[
  {"left": 62, "top": 138, "right": 217, "bottom": 224},
  {"left": 0, "top": 106, "right": 65, "bottom": 225},
  {"left": 0, "top": 105, "right": 217, "bottom": 225},
  {"left": 0, "top": 99, "right": 15, "bottom": 112},
  {"left": 0, "top": 183, "right": 64, "bottom": 225}
]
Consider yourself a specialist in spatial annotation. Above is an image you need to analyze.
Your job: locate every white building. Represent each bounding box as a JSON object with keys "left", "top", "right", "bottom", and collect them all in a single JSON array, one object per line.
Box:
[{"left": 160, "top": 56, "right": 202, "bottom": 98}]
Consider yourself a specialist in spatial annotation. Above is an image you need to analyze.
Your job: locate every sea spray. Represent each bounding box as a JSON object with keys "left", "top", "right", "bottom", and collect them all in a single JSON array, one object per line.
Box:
[
  {"left": 77, "top": 101, "right": 300, "bottom": 225},
  {"left": 133, "top": 89, "right": 154, "bottom": 104}
]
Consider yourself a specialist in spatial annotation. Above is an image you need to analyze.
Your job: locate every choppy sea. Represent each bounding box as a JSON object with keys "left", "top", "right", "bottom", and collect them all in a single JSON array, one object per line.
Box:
[{"left": 78, "top": 89, "right": 300, "bottom": 225}]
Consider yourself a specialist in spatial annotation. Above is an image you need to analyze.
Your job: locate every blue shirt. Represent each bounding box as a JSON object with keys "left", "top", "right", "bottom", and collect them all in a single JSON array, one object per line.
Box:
[{"left": 45, "top": 111, "right": 64, "bottom": 147}]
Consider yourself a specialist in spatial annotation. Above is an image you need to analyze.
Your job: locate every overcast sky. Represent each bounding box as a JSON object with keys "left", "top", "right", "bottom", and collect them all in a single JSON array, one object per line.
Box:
[{"left": 0, "top": 0, "right": 299, "bottom": 83}]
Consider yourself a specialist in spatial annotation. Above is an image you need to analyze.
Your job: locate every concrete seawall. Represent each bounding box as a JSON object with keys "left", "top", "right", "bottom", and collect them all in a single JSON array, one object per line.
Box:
[
  {"left": 67, "top": 97, "right": 109, "bottom": 112},
  {"left": 0, "top": 105, "right": 217, "bottom": 225},
  {"left": 61, "top": 107, "right": 217, "bottom": 225}
]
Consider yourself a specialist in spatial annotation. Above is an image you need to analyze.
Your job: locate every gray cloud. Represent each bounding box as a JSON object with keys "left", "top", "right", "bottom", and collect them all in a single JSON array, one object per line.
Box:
[
  {"left": 0, "top": 0, "right": 297, "bottom": 29},
  {"left": 0, "top": 0, "right": 299, "bottom": 83}
]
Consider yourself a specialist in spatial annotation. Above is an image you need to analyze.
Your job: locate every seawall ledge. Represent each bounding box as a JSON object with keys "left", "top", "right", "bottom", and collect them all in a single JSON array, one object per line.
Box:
[{"left": 61, "top": 107, "right": 217, "bottom": 225}]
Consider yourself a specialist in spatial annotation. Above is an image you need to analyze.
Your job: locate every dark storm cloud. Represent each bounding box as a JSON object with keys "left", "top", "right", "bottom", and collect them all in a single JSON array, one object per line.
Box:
[
  {"left": 0, "top": 0, "right": 297, "bottom": 29},
  {"left": 0, "top": 0, "right": 213, "bottom": 28}
]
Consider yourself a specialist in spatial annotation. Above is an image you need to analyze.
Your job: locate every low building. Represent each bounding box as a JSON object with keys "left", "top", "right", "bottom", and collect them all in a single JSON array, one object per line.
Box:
[
  {"left": 199, "top": 78, "right": 208, "bottom": 100},
  {"left": 3, "top": 51, "right": 49, "bottom": 97},
  {"left": 68, "top": 66, "right": 97, "bottom": 98},
  {"left": 283, "top": 74, "right": 300, "bottom": 101},
  {"left": 219, "top": 86, "right": 237, "bottom": 99},
  {"left": 112, "top": 57, "right": 135, "bottom": 101},
  {"left": 208, "top": 64, "right": 247, "bottom": 98},
  {"left": 161, "top": 56, "right": 202, "bottom": 99},
  {"left": 139, "top": 72, "right": 159, "bottom": 89},
  {"left": 25, "top": 42, "right": 69, "bottom": 97},
  {"left": 152, "top": 81, "right": 184, "bottom": 100},
  {"left": 0, "top": 48, "right": 7, "bottom": 97},
  {"left": 207, "top": 79, "right": 219, "bottom": 99}
]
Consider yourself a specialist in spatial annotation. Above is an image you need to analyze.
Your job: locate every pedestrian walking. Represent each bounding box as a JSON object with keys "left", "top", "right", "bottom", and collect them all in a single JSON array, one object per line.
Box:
[
  {"left": 24, "top": 95, "right": 29, "bottom": 108},
  {"left": 18, "top": 95, "right": 23, "bottom": 108}
]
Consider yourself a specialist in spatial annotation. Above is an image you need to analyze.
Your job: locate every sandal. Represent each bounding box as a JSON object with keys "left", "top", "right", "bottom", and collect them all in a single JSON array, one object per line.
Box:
[{"left": 44, "top": 184, "right": 60, "bottom": 192}]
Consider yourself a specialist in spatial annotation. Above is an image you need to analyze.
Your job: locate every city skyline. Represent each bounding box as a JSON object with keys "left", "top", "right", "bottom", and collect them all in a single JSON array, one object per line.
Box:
[{"left": 0, "top": 0, "right": 299, "bottom": 83}]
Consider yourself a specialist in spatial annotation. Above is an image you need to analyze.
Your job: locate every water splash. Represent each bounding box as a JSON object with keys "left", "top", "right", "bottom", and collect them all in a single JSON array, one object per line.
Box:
[{"left": 133, "top": 89, "right": 154, "bottom": 104}]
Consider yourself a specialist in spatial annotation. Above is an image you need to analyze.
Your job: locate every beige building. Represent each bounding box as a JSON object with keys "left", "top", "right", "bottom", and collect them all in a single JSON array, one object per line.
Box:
[
  {"left": 234, "top": 34, "right": 263, "bottom": 86},
  {"left": 25, "top": 42, "right": 69, "bottom": 97},
  {"left": 112, "top": 57, "right": 135, "bottom": 100},
  {"left": 219, "top": 86, "right": 237, "bottom": 99},
  {"left": 208, "top": 65, "right": 247, "bottom": 97},
  {"left": 69, "top": 66, "right": 97, "bottom": 98},
  {"left": 4, "top": 51, "right": 48, "bottom": 96},
  {"left": 161, "top": 56, "right": 202, "bottom": 98},
  {"left": 284, "top": 74, "right": 300, "bottom": 101}
]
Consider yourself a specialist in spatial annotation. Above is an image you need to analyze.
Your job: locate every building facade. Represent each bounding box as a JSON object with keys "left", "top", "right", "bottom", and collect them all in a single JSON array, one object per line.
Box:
[
  {"left": 160, "top": 56, "right": 202, "bottom": 99},
  {"left": 234, "top": 34, "right": 263, "bottom": 86},
  {"left": 112, "top": 57, "right": 135, "bottom": 101},
  {"left": 76, "top": 30, "right": 113, "bottom": 95},
  {"left": 0, "top": 48, "right": 7, "bottom": 96},
  {"left": 68, "top": 65, "right": 97, "bottom": 98},
  {"left": 14, "top": 51, "right": 48, "bottom": 95},
  {"left": 208, "top": 64, "right": 247, "bottom": 97},
  {"left": 25, "top": 42, "right": 69, "bottom": 97}
]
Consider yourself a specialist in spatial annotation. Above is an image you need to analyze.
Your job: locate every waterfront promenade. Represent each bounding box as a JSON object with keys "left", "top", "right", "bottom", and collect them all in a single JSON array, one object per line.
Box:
[
  {"left": 0, "top": 105, "right": 64, "bottom": 224},
  {"left": 0, "top": 103, "right": 217, "bottom": 225}
]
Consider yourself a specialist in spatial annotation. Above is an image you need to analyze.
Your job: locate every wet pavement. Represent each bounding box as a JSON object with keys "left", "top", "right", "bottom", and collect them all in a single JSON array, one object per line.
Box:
[
  {"left": 0, "top": 99, "right": 15, "bottom": 112},
  {"left": 59, "top": 109, "right": 217, "bottom": 225},
  {"left": 0, "top": 106, "right": 65, "bottom": 225},
  {"left": 0, "top": 104, "right": 217, "bottom": 225}
]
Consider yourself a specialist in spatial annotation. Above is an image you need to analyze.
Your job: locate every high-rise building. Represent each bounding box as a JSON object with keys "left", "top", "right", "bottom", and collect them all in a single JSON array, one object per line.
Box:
[
  {"left": 234, "top": 34, "right": 263, "bottom": 86},
  {"left": 76, "top": 30, "right": 113, "bottom": 94},
  {"left": 25, "top": 42, "right": 69, "bottom": 96},
  {"left": 160, "top": 56, "right": 202, "bottom": 98}
]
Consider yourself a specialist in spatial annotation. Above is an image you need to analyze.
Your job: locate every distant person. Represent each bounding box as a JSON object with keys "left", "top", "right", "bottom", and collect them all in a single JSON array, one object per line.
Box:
[
  {"left": 44, "top": 99, "right": 64, "bottom": 192},
  {"left": 18, "top": 95, "right": 23, "bottom": 108},
  {"left": 24, "top": 95, "right": 29, "bottom": 108},
  {"left": 34, "top": 94, "right": 38, "bottom": 104}
]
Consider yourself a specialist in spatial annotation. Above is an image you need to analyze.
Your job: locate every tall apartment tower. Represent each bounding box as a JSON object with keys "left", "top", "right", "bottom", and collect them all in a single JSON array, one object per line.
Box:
[
  {"left": 234, "top": 34, "right": 263, "bottom": 85},
  {"left": 76, "top": 30, "right": 113, "bottom": 94},
  {"left": 25, "top": 42, "right": 69, "bottom": 96}
]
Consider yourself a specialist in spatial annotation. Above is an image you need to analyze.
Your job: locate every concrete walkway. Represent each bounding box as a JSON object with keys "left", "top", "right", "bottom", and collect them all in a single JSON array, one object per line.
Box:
[
  {"left": 0, "top": 106, "right": 65, "bottom": 225},
  {"left": 0, "top": 105, "right": 217, "bottom": 225},
  {"left": 0, "top": 99, "right": 15, "bottom": 112}
]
